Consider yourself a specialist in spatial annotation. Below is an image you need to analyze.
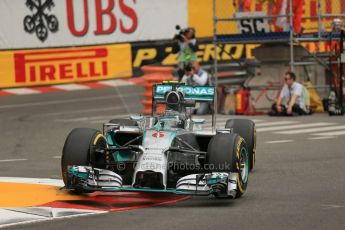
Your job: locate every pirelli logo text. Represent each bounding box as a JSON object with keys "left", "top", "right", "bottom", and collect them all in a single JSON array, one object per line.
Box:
[{"left": 14, "top": 48, "right": 108, "bottom": 83}]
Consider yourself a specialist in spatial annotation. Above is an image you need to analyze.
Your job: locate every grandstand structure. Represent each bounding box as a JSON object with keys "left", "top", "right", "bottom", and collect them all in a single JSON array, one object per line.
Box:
[{"left": 212, "top": 0, "right": 345, "bottom": 113}]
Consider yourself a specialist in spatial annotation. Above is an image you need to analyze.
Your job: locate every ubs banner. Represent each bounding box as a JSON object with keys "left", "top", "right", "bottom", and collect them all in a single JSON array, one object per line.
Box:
[
  {"left": 0, "top": 0, "right": 187, "bottom": 88},
  {"left": 0, "top": 44, "right": 132, "bottom": 88},
  {"left": 0, "top": 0, "right": 187, "bottom": 49}
]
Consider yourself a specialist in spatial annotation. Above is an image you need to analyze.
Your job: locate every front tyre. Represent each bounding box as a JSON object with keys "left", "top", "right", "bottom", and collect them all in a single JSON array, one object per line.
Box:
[
  {"left": 207, "top": 133, "right": 249, "bottom": 198},
  {"left": 61, "top": 128, "right": 107, "bottom": 192},
  {"left": 225, "top": 119, "right": 256, "bottom": 171},
  {"left": 235, "top": 137, "right": 249, "bottom": 198}
]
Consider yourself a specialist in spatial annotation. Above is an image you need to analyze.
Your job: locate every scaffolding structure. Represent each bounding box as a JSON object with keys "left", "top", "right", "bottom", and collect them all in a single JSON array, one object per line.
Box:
[{"left": 213, "top": 0, "right": 345, "bottom": 114}]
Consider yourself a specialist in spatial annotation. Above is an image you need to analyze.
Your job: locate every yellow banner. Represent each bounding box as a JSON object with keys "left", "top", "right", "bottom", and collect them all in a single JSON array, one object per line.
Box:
[
  {"left": 188, "top": 0, "right": 213, "bottom": 38},
  {"left": 188, "top": 0, "right": 238, "bottom": 38},
  {"left": 0, "top": 44, "right": 132, "bottom": 88},
  {"left": 189, "top": 0, "right": 344, "bottom": 37}
]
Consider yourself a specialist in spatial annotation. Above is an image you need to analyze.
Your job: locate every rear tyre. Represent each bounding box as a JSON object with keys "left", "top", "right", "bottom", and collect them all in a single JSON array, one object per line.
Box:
[
  {"left": 207, "top": 133, "right": 249, "bottom": 198},
  {"left": 225, "top": 119, "right": 256, "bottom": 171},
  {"left": 61, "top": 128, "right": 107, "bottom": 192}
]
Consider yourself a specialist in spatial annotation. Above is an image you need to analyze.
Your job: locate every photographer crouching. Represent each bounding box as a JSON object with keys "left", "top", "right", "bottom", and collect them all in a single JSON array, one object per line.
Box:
[
  {"left": 181, "top": 61, "right": 211, "bottom": 115},
  {"left": 172, "top": 26, "right": 198, "bottom": 81}
]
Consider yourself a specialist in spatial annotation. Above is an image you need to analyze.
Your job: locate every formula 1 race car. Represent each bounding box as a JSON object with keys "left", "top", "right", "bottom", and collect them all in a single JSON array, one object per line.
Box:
[{"left": 61, "top": 82, "right": 256, "bottom": 198}]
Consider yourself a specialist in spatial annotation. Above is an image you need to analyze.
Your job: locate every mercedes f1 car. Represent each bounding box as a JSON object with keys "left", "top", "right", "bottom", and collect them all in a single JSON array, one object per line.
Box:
[{"left": 61, "top": 82, "right": 256, "bottom": 198}]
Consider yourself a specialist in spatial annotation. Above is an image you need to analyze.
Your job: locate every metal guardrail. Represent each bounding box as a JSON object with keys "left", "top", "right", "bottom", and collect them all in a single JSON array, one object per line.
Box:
[{"left": 222, "top": 82, "right": 331, "bottom": 93}]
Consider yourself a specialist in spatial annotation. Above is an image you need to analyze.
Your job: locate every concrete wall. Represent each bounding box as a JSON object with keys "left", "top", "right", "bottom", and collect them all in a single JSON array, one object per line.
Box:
[{"left": 248, "top": 43, "right": 327, "bottom": 110}]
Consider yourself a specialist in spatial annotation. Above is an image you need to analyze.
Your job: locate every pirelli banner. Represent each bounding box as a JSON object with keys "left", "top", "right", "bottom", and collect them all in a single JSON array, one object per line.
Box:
[{"left": 0, "top": 44, "right": 132, "bottom": 88}]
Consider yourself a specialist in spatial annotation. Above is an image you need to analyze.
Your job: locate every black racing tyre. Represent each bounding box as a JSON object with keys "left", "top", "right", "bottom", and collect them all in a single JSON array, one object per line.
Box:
[
  {"left": 109, "top": 119, "right": 137, "bottom": 126},
  {"left": 207, "top": 133, "right": 249, "bottom": 198},
  {"left": 225, "top": 119, "right": 256, "bottom": 171},
  {"left": 61, "top": 128, "right": 107, "bottom": 190}
]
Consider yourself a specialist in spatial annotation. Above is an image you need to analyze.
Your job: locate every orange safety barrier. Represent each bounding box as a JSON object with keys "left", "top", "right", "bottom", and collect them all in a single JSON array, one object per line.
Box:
[{"left": 141, "top": 66, "right": 174, "bottom": 114}]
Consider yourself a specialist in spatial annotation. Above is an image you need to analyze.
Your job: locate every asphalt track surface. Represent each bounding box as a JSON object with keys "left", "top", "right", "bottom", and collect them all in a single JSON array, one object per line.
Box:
[{"left": 1, "top": 84, "right": 345, "bottom": 229}]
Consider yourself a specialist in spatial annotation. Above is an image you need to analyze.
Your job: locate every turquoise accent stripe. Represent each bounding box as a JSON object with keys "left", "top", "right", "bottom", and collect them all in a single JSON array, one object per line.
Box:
[
  {"left": 68, "top": 167, "right": 88, "bottom": 179},
  {"left": 241, "top": 146, "right": 249, "bottom": 183},
  {"left": 116, "top": 151, "right": 134, "bottom": 161},
  {"left": 105, "top": 132, "right": 114, "bottom": 145},
  {"left": 121, "top": 187, "right": 177, "bottom": 193},
  {"left": 78, "top": 186, "right": 198, "bottom": 195},
  {"left": 154, "top": 85, "right": 215, "bottom": 101}
]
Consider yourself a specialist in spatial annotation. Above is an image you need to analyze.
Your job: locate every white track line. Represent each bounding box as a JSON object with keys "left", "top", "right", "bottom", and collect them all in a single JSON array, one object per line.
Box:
[
  {"left": 100, "top": 79, "right": 134, "bottom": 87},
  {"left": 257, "top": 122, "right": 335, "bottom": 132},
  {"left": 56, "top": 115, "right": 116, "bottom": 122},
  {"left": 0, "top": 209, "right": 106, "bottom": 229},
  {"left": 0, "top": 177, "right": 63, "bottom": 187},
  {"left": 276, "top": 125, "right": 345, "bottom": 134},
  {"left": 194, "top": 117, "right": 263, "bottom": 123},
  {"left": 308, "top": 136, "right": 337, "bottom": 140},
  {"left": 42, "top": 106, "right": 127, "bottom": 116},
  {"left": 2, "top": 88, "right": 40, "bottom": 95},
  {"left": 89, "top": 120, "right": 116, "bottom": 124},
  {"left": 0, "top": 94, "right": 137, "bottom": 110},
  {"left": 0, "top": 159, "right": 27, "bottom": 163},
  {"left": 88, "top": 114, "right": 132, "bottom": 124},
  {"left": 53, "top": 83, "right": 90, "bottom": 91},
  {"left": 202, "top": 118, "right": 263, "bottom": 129},
  {"left": 265, "top": 140, "right": 294, "bottom": 144},
  {"left": 312, "top": 130, "right": 345, "bottom": 136},
  {"left": 56, "top": 114, "right": 128, "bottom": 123},
  {"left": 255, "top": 121, "right": 299, "bottom": 127},
  {"left": 52, "top": 156, "right": 61, "bottom": 159}
]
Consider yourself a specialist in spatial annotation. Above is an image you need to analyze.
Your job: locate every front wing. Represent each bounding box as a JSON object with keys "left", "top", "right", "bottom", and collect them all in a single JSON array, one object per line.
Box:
[{"left": 66, "top": 166, "right": 240, "bottom": 198}]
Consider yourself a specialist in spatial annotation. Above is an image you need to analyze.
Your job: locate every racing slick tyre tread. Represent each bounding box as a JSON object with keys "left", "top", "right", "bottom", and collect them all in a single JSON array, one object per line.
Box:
[
  {"left": 207, "top": 133, "right": 249, "bottom": 198},
  {"left": 109, "top": 119, "right": 138, "bottom": 126},
  {"left": 225, "top": 119, "right": 256, "bottom": 171},
  {"left": 207, "top": 133, "right": 239, "bottom": 172},
  {"left": 61, "top": 128, "right": 107, "bottom": 193}
]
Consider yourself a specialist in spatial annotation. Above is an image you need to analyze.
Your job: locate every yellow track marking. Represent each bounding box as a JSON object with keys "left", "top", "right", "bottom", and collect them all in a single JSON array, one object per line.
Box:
[{"left": 0, "top": 182, "right": 85, "bottom": 208}]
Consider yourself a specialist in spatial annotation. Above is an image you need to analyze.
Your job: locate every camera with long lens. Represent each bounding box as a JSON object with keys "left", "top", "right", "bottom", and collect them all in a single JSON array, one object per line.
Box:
[
  {"left": 184, "top": 63, "right": 193, "bottom": 76},
  {"left": 174, "top": 25, "right": 194, "bottom": 42}
]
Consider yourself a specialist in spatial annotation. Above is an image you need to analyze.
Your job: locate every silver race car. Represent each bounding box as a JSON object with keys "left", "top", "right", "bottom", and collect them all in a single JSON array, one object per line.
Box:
[{"left": 61, "top": 82, "right": 256, "bottom": 198}]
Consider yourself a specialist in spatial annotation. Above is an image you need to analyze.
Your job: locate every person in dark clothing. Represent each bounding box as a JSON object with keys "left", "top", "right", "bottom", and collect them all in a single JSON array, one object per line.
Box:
[
  {"left": 181, "top": 61, "right": 211, "bottom": 115},
  {"left": 172, "top": 27, "right": 198, "bottom": 81}
]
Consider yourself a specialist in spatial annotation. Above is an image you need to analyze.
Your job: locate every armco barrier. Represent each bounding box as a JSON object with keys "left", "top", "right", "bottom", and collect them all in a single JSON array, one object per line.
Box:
[{"left": 141, "top": 66, "right": 174, "bottom": 115}]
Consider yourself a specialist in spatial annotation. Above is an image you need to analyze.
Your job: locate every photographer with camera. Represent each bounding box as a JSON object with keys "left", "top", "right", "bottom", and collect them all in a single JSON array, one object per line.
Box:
[
  {"left": 181, "top": 61, "right": 211, "bottom": 115},
  {"left": 172, "top": 26, "right": 198, "bottom": 81}
]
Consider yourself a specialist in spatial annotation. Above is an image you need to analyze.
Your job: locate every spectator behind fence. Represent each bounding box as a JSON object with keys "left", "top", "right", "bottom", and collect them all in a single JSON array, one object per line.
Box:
[
  {"left": 172, "top": 27, "right": 198, "bottom": 81},
  {"left": 269, "top": 71, "right": 310, "bottom": 116},
  {"left": 181, "top": 61, "right": 211, "bottom": 115}
]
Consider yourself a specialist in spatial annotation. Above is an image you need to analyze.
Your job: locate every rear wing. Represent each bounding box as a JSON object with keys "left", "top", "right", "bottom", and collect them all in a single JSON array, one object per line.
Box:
[
  {"left": 153, "top": 84, "right": 215, "bottom": 102},
  {"left": 152, "top": 82, "right": 216, "bottom": 131}
]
